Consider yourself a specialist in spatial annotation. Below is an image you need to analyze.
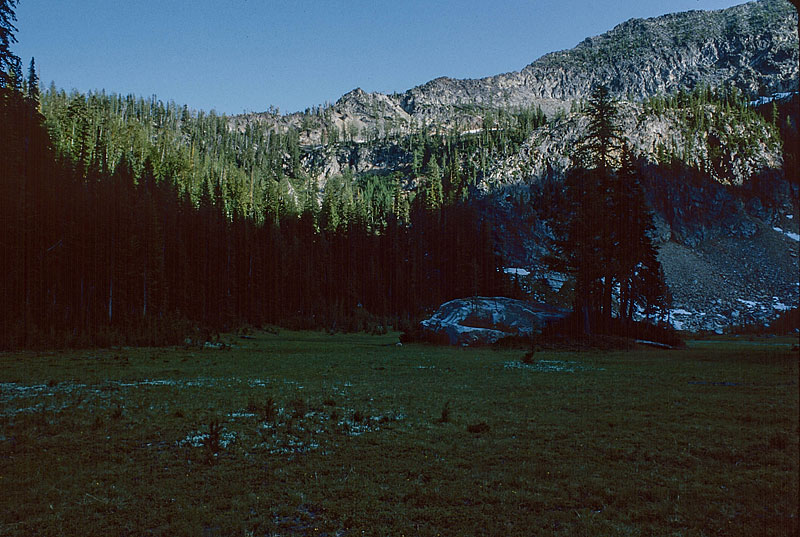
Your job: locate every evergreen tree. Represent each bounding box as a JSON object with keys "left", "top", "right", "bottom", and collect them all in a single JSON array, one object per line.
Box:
[
  {"left": 613, "top": 144, "right": 667, "bottom": 321},
  {"left": 573, "top": 85, "right": 621, "bottom": 173},
  {"left": 26, "top": 55, "right": 37, "bottom": 103},
  {"left": 0, "top": 0, "right": 18, "bottom": 87},
  {"left": 8, "top": 52, "right": 21, "bottom": 90},
  {"left": 424, "top": 158, "right": 443, "bottom": 210},
  {"left": 557, "top": 86, "right": 669, "bottom": 333},
  {"left": 556, "top": 167, "right": 609, "bottom": 329}
]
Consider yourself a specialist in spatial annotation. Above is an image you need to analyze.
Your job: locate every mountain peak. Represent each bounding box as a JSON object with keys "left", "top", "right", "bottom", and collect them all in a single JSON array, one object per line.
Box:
[
  {"left": 399, "top": 0, "right": 798, "bottom": 117},
  {"left": 242, "top": 0, "right": 797, "bottom": 146}
]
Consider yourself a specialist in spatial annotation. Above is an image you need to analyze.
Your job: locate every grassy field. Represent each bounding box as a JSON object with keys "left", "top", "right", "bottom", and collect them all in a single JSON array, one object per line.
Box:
[{"left": 0, "top": 331, "right": 797, "bottom": 536}]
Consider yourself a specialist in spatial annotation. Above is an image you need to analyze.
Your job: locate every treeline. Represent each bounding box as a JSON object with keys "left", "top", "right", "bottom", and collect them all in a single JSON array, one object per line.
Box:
[
  {"left": 2, "top": 74, "right": 507, "bottom": 349},
  {"left": 641, "top": 84, "right": 784, "bottom": 171},
  {"left": 753, "top": 92, "right": 799, "bottom": 186},
  {"left": 39, "top": 87, "right": 547, "bottom": 228},
  {"left": 41, "top": 88, "right": 305, "bottom": 221}
]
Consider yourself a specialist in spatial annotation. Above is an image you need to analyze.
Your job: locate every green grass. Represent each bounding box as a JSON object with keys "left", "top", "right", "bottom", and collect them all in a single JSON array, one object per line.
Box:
[{"left": 1, "top": 331, "right": 797, "bottom": 536}]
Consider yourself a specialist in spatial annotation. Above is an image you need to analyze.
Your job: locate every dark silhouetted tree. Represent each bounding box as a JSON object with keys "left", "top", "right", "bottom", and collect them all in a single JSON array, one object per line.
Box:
[
  {"left": 0, "top": 0, "right": 19, "bottom": 88},
  {"left": 26, "top": 55, "right": 37, "bottom": 103},
  {"left": 557, "top": 85, "right": 669, "bottom": 333}
]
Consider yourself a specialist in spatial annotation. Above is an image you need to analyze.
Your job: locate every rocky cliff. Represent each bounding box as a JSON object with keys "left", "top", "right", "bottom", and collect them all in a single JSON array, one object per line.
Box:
[
  {"left": 402, "top": 0, "right": 797, "bottom": 119},
  {"left": 485, "top": 99, "right": 784, "bottom": 189},
  {"left": 233, "top": 0, "right": 797, "bottom": 143},
  {"left": 231, "top": 0, "right": 798, "bottom": 191}
]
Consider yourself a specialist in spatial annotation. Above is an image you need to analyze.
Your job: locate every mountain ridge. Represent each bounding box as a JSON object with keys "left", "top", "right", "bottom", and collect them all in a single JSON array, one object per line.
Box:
[
  {"left": 234, "top": 0, "right": 797, "bottom": 142},
  {"left": 399, "top": 0, "right": 798, "bottom": 116}
]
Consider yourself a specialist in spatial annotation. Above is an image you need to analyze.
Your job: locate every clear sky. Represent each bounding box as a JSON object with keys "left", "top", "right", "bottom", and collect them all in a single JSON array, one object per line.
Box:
[{"left": 14, "top": 0, "right": 747, "bottom": 115}]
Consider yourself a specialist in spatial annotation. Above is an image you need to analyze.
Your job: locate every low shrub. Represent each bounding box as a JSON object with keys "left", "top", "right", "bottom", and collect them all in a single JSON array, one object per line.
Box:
[
  {"left": 438, "top": 401, "right": 452, "bottom": 423},
  {"left": 204, "top": 419, "right": 224, "bottom": 460},
  {"left": 467, "top": 422, "right": 490, "bottom": 434}
]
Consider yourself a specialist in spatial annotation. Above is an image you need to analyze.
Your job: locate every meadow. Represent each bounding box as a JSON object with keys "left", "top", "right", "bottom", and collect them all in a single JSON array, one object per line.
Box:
[{"left": 0, "top": 331, "right": 797, "bottom": 536}]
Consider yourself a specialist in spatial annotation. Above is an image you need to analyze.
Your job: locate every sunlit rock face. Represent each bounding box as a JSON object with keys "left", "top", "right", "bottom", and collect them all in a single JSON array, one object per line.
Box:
[
  {"left": 420, "top": 297, "right": 568, "bottom": 346},
  {"left": 233, "top": 1, "right": 798, "bottom": 151}
]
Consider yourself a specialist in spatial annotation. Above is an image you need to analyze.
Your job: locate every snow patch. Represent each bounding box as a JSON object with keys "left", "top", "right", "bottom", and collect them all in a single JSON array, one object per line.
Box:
[
  {"left": 773, "top": 297, "right": 794, "bottom": 311},
  {"left": 504, "top": 267, "right": 530, "bottom": 276},
  {"left": 772, "top": 227, "right": 800, "bottom": 241},
  {"left": 749, "top": 91, "right": 797, "bottom": 107},
  {"left": 504, "top": 360, "right": 602, "bottom": 373}
]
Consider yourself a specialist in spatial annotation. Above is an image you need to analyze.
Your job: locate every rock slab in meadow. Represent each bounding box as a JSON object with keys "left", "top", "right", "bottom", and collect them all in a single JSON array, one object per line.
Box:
[{"left": 420, "top": 297, "right": 569, "bottom": 346}]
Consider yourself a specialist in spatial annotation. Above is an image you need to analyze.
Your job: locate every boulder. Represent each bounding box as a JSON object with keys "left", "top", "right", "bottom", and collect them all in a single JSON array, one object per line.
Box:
[{"left": 420, "top": 297, "right": 569, "bottom": 346}]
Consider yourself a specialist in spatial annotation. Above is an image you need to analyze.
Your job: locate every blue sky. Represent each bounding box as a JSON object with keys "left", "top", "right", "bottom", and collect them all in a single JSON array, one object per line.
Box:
[{"left": 14, "top": 0, "right": 745, "bottom": 115}]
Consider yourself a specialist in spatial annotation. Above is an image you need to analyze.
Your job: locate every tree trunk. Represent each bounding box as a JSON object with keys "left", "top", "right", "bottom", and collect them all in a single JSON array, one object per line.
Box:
[{"left": 143, "top": 269, "right": 147, "bottom": 319}]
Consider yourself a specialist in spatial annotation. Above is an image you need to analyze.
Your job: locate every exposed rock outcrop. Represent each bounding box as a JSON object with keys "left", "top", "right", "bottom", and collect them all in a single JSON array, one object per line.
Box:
[
  {"left": 233, "top": 0, "right": 798, "bottom": 147},
  {"left": 420, "top": 297, "right": 569, "bottom": 345},
  {"left": 484, "top": 100, "right": 784, "bottom": 189},
  {"left": 404, "top": 0, "right": 797, "bottom": 120}
]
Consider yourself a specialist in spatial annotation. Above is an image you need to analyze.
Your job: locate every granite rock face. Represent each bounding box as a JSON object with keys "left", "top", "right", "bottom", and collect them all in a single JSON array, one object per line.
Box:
[
  {"left": 483, "top": 100, "right": 784, "bottom": 190},
  {"left": 234, "top": 1, "right": 798, "bottom": 146},
  {"left": 403, "top": 0, "right": 798, "bottom": 119},
  {"left": 420, "top": 297, "right": 569, "bottom": 346}
]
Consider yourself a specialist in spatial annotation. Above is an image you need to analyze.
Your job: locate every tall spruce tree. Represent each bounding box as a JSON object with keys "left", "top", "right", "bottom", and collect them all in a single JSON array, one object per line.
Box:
[
  {"left": 574, "top": 85, "right": 621, "bottom": 173},
  {"left": 26, "top": 55, "right": 37, "bottom": 102},
  {"left": 569, "top": 85, "right": 622, "bottom": 327},
  {"left": 0, "top": 0, "right": 18, "bottom": 87},
  {"left": 613, "top": 144, "right": 668, "bottom": 322},
  {"left": 559, "top": 85, "right": 669, "bottom": 332}
]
